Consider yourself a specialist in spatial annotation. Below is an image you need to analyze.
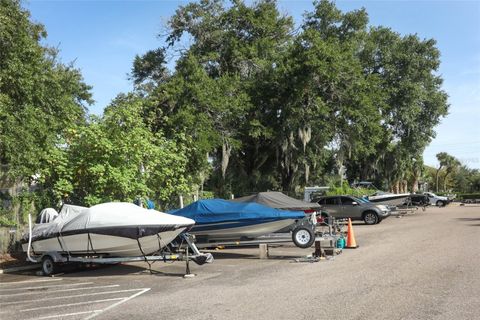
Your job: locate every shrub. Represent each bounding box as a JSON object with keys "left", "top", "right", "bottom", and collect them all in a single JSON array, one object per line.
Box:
[
  {"left": 325, "top": 182, "right": 375, "bottom": 198},
  {"left": 457, "top": 193, "right": 480, "bottom": 200}
]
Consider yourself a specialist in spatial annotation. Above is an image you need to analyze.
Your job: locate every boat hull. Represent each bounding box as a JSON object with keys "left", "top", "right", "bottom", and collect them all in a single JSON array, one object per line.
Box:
[
  {"left": 22, "top": 228, "right": 187, "bottom": 257},
  {"left": 190, "top": 218, "right": 297, "bottom": 241},
  {"left": 367, "top": 194, "right": 410, "bottom": 207}
]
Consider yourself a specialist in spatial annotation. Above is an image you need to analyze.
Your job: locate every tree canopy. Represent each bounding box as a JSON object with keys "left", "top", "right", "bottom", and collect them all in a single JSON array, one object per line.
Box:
[
  {"left": 1, "top": 0, "right": 455, "bottom": 225},
  {"left": 132, "top": 0, "right": 449, "bottom": 195},
  {"left": 0, "top": 0, "right": 92, "bottom": 179}
]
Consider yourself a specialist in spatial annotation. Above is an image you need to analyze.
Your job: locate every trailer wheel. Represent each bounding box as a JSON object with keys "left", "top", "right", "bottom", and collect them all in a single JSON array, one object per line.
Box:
[
  {"left": 42, "top": 256, "right": 57, "bottom": 276},
  {"left": 292, "top": 226, "right": 315, "bottom": 249}
]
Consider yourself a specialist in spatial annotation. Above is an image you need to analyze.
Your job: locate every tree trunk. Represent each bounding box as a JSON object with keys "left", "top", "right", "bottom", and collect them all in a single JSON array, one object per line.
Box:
[
  {"left": 435, "top": 166, "right": 443, "bottom": 192},
  {"left": 394, "top": 181, "right": 400, "bottom": 194},
  {"left": 443, "top": 172, "right": 450, "bottom": 192},
  {"left": 411, "top": 176, "right": 419, "bottom": 193},
  {"left": 305, "top": 163, "right": 310, "bottom": 185},
  {"left": 221, "top": 140, "right": 232, "bottom": 179}
]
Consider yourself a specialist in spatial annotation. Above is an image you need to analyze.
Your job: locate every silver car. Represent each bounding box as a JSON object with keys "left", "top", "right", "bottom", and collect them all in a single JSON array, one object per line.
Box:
[{"left": 314, "top": 195, "right": 390, "bottom": 225}]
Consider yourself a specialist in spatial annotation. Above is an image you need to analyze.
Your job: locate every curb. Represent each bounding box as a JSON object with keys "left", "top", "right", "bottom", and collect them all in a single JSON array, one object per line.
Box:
[{"left": 0, "top": 263, "right": 40, "bottom": 274}]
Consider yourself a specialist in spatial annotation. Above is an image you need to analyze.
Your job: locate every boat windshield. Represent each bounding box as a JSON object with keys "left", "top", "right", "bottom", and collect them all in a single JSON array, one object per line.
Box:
[{"left": 353, "top": 196, "right": 370, "bottom": 203}]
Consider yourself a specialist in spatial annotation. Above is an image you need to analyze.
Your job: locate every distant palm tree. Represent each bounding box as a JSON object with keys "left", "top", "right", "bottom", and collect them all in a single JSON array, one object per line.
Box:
[
  {"left": 435, "top": 152, "right": 449, "bottom": 192},
  {"left": 443, "top": 157, "right": 461, "bottom": 192}
]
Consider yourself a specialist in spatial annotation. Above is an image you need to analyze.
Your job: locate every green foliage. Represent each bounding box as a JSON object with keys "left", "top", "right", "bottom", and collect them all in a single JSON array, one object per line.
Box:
[
  {"left": 456, "top": 193, "right": 480, "bottom": 200},
  {"left": 0, "top": 189, "right": 36, "bottom": 226},
  {"left": 0, "top": 207, "right": 16, "bottom": 227},
  {"left": 0, "top": 0, "right": 92, "bottom": 179},
  {"left": 37, "top": 94, "right": 192, "bottom": 209},
  {"left": 12, "top": 189, "right": 36, "bottom": 224},
  {"left": 177, "top": 191, "right": 215, "bottom": 209},
  {"left": 132, "top": 48, "right": 169, "bottom": 87},
  {"left": 325, "top": 182, "right": 375, "bottom": 198},
  {"left": 134, "top": 0, "right": 449, "bottom": 194},
  {"left": 451, "top": 166, "right": 480, "bottom": 193}
]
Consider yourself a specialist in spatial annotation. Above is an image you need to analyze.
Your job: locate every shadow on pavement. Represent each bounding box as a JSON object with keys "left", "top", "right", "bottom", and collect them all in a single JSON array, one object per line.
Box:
[
  {"left": 59, "top": 262, "right": 188, "bottom": 278},
  {"left": 456, "top": 217, "right": 480, "bottom": 221},
  {"left": 207, "top": 250, "right": 310, "bottom": 261},
  {"left": 456, "top": 217, "right": 480, "bottom": 227}
]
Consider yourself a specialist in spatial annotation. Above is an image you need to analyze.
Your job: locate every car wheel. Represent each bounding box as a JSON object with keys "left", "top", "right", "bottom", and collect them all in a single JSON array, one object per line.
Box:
[
  {"left": 292, "top": 226, "right": 315, "bottom": 248},
  {"left": 363, "top": 211, "right": 379, "bottom": 225},
  {"left": 436, "top": 200, "right": 445, "bottom": 207}
]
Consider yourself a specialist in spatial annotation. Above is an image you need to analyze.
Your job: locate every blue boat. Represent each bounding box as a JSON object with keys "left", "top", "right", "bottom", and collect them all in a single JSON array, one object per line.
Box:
[{"left": 170, "top": 199, "right": 305, "bottom": 241}]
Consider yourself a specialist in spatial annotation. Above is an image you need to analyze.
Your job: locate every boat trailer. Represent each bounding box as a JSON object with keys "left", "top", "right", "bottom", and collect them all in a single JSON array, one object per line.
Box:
[
  {"left": 191, "top": 216, "right": 343, "bottom": 260},
  {"left": 26, "top": 214, "right": 213, "bottom": 277},
  {"left": 27, "top": 234, "right": 213, "bottom": 277}
]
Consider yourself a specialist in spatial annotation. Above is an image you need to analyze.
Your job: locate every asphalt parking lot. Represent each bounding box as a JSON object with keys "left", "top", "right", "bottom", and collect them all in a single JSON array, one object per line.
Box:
[
  {"left": 0, "top": 277, "right": 149, "bottom": 320},
  {"left": 1, "top": 205, "right": 479, "bottom": 320}
]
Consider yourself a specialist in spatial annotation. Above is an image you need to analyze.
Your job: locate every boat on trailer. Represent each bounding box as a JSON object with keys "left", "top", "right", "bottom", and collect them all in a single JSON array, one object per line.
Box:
[
  {"left": 170, "top": 199, "right": 315, "bottom": 248},
  {"left": 352, "top": 181, "right": 411, "bottom": 207},
  {"left": 22, "top": 202, "right": 195, "bottom": 257},
  {"left": 22, "top": 202, "right": 213, "bottom": 276},
  {"left": 366, "top": 191, "right": 411, "bottom": 207}
]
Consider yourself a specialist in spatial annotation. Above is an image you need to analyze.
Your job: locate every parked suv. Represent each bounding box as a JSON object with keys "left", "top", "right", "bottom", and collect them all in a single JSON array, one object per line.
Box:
[
  {"left": 313, "top": 195, "right": 390, "bottom": 225},
  {"left": 424, "top": 192, "right": 450, "bottom": 207}
]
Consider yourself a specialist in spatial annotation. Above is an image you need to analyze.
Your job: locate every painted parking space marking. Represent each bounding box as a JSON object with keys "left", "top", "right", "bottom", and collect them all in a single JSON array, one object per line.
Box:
[
  {"left": 0, "top": 281, "right": 94, "bottom": 292},
  {"left": 21, "top": 297, "right": 126, "bottom": 312},
  {"left": 84, "top": 288, "right": 151, "bottom": 320},
  {"left": 27, "top": 310, "right": 103, "bottom": 320},
  {"left": 0, "top": 278, "right": 151, "bottom": 320},
  {"left": 0, "top": 278, "right": 63, "bottom": 286},
  {"left": 0, "top": 288, "right": 145, "bottom": 306},
  {"left": 0, "top": 284, "right": 120, "bottom": 298}
]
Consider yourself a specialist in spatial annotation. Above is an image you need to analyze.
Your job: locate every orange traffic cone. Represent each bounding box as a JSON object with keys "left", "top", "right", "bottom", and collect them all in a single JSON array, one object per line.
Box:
[{"left": 345, "top": 218, "right": 358, "bottom": 249}]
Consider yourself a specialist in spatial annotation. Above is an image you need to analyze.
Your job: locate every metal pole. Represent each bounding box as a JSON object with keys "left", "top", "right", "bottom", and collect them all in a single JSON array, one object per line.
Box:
[
  {"left": 179, "top": 195, "right": 184, "bottom": 208},
  {"left": 27, "top": 214, "right": 38, "bottom": 263}
]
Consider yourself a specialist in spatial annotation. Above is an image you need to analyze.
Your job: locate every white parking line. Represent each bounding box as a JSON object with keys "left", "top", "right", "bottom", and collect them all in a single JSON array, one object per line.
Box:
[
  {"left": 0, "top": 284, "right": 120, "bottom": 298},
  {"left": 21, "top": 298, "right": 126, "bottom": 312},
  {"left": 0, "top": 278, "right": 63, "bottom": 286},
  {"left": 27, "top": 310, "right": 103, "bottom": 320},
  {"left": 0, "top": 288, "right": 149, "bottom": 306},
  {"left": 0, "top": 281, "right": 150, "bottom": 320},
  {"left": 0, "top": 282, "right": 94, "bottom": 292},
  {"left": 85, "top": 288, "right": 151, "bottom": 320}
]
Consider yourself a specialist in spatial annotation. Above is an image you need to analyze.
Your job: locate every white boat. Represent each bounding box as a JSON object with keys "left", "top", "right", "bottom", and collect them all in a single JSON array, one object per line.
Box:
[
  {"left": 367, "top": 191, "right": 410, "bottom": 207},
  {"left": 352, "top": 182, "right": 411, "bottom": 207},
  {"left": 22, "top": 202, "right": 194, "bottom": 257}
]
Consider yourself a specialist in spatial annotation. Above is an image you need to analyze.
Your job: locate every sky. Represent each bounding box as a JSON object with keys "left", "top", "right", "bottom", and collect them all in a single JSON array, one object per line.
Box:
[{"left": 24, "top": 0, "right": 480, "bottom": 169}]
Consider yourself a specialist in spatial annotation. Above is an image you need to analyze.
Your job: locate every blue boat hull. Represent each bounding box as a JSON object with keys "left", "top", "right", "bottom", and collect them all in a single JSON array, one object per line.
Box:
[{"left": 190, "top": 218, "right": 298, "bottom": 240}]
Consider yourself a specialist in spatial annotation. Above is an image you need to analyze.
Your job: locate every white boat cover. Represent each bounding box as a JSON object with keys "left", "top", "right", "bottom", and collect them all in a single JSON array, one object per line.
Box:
[{"left": 26, "top": 202, "right": 194, "bottom": 242}]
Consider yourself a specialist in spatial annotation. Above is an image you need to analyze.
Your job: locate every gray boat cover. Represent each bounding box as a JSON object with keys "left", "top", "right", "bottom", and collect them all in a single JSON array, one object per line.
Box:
[
  {"left": 231, "top": 192, "right": 321, "bottom": 211},
  {"left": 25, "top": 202, "right": 194, "bottom": 242}
]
